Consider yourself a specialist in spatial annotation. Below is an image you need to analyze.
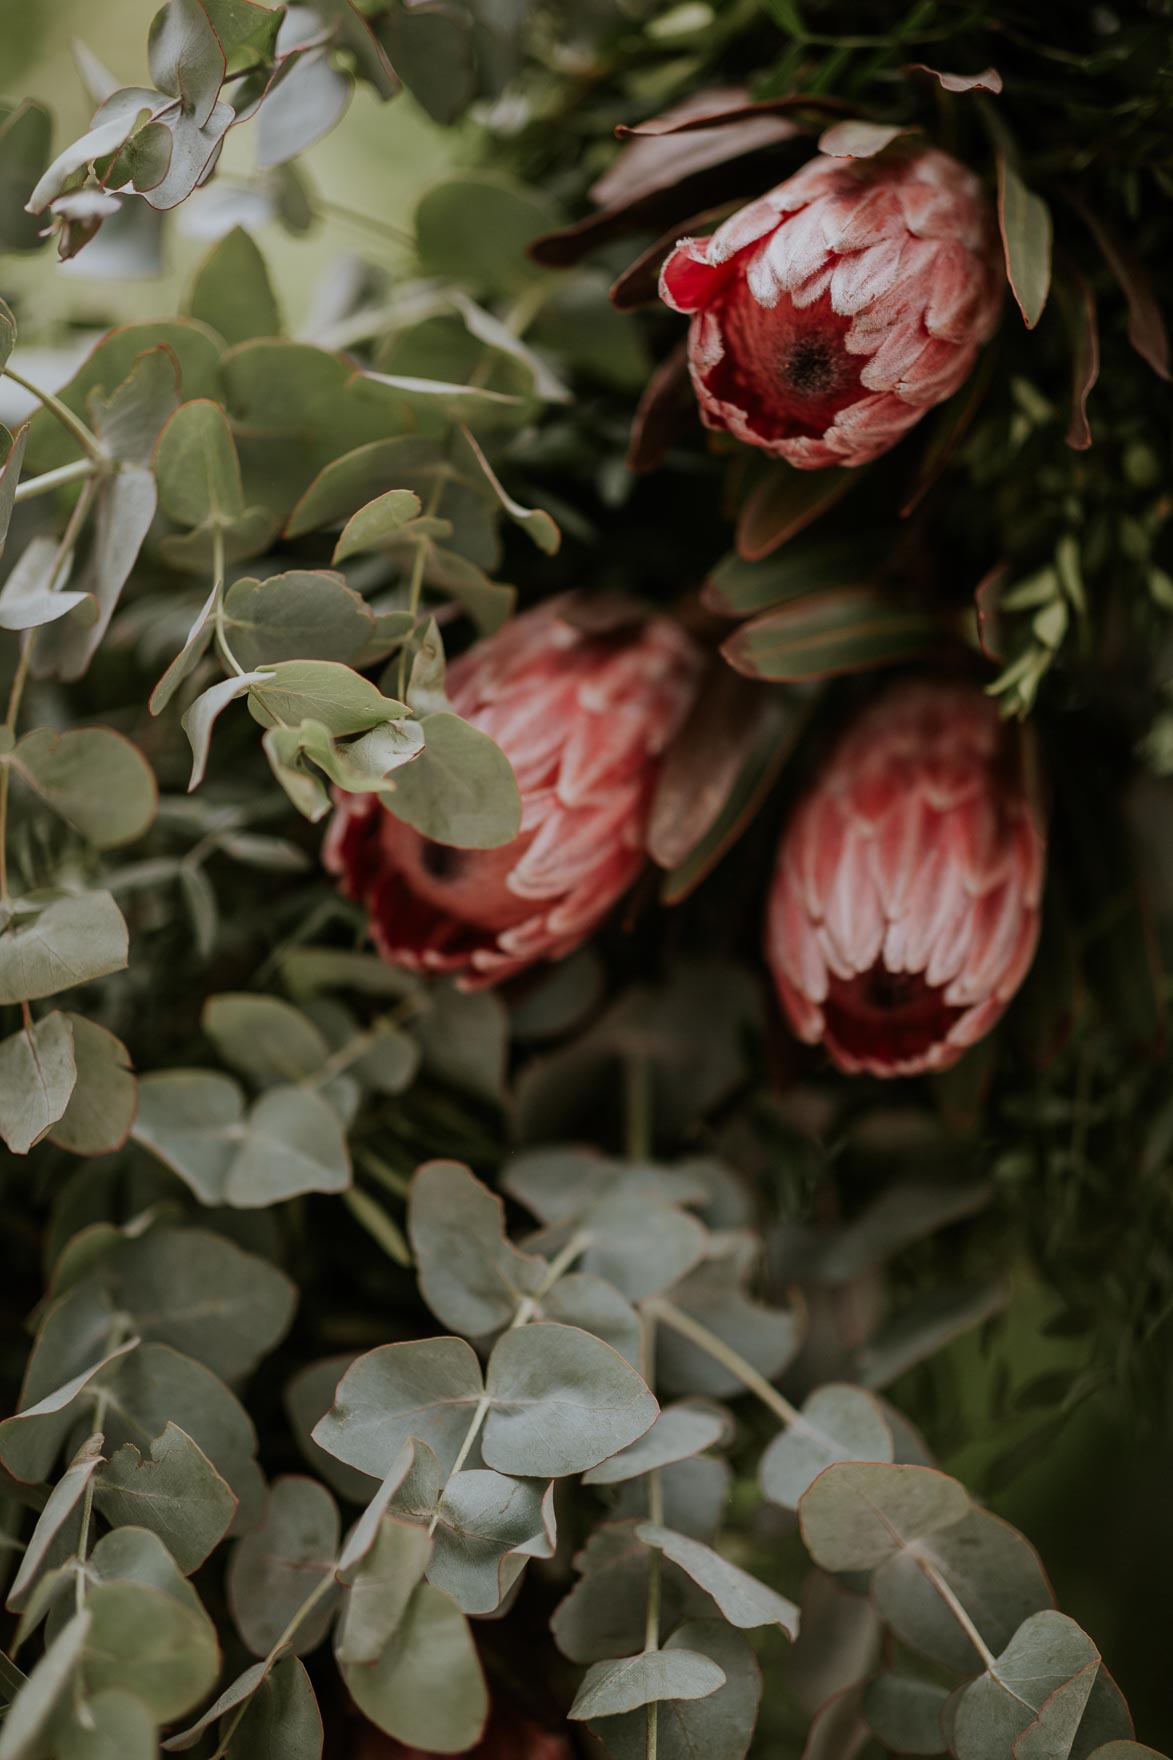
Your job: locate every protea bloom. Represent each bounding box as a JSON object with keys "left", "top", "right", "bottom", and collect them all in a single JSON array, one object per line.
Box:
[
  {"left": 766, "top": 679, "right": 1045, "bottom": 1076},
  {"left": 660, "top": 146, "right": 1002, "bottom": 469},
  {"left": 325, "top": 598, "right": 702, "bottom": 987}
]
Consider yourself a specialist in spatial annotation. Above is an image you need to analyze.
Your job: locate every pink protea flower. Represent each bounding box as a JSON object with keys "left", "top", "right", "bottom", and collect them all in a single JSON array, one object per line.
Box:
[
  {"left": 659, "top": 145, "right": 1003, "bottom": 469},
  {"left": 766, "top": 679, "right": 1045, "bottom": 1076},
  {"left": 325, "top": 598, "right": 702, "bottom": 987}
]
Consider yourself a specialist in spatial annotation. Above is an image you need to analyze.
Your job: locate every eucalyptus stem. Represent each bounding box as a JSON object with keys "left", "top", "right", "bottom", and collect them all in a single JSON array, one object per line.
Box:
[
  {"left": 209, "top": 1570, "right": 338, "bottom": 1760},
  {"left": 427, "top": 1228, "right": 591, "bottom": 1537},
  {"left": 648, "top": 1297, "right": 802, "bottom": 1429},
  {"left": 913, "top": 1554, "right": 998, "bottom": 1672},
  {"left": 643, "top": 1307, "right": 664, "bottom": 1760},
  {"left": 209, "top": 524, "right": 245, "bottom": 678},
  {"left": 0, "top": 366, "right": 104, "bottom": 461},
  {"left": 624, "top": 1054, "right": 653, "bottom": 1161},
  {"left": 0, "top": 473, "right": 99, "bottom": 902},
  {"left": 12, "top": 457, "right": 100, "bottom": 503}
]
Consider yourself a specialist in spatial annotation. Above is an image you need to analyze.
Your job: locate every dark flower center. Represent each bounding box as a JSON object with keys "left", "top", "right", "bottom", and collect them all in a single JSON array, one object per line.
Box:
[
  {"left": 706, "top": 280, "right": 865, "bottom": 442},
  {"left": 781, "top": 339, "right": 838, "bottom": 396},
  {"left": 823, "top": 962, "right": 966, "bottom": 1069},
  {"left": 420, "top": 840, "right": 466, "bottom": 881}
]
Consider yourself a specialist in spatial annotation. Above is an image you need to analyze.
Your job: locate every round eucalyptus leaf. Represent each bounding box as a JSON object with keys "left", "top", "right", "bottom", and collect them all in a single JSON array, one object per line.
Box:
[
  {"left": 312, "top": 1337, "right": 484, "bottom": 1482},
  {"left": 583, "top": 1400, "right": 728, "bottom": 1486},
  {"left": 95, "top": 1422, "right": 237, "bottom": 1575},
  {"left": 872, "top": 1507, "right": 1054, "bottom": 1675},
  {"left": 482, "top": 1322, "right": 659, "bottom": 1479},
  {"left": 227, "top": 1476, "right": 340, "bottom": 1657},
  {"left": 408, "top": 1159, "right": 546, "bottom": 1338},
  {"left": 383, "top": 710, "right": 521, "bottom": 850},
  {"left": 335, "top": 1514, "right": 431, "bottom": 1665},
  {"left": 863, "top": 1674, "right": 951, "bottom": 1757},
  {"left": 342, "top": 1580, "right": 488, "bottom": 1754},
  {"left": 798, "top": 1462, "right": 972, "bottom": 1574},
  {"left": 636, "top": 1524, "right": 799, "bottom": 1636},
  {"left": 760, "top": 1384, "right": 895, "bottom": 1512},
  {"left": 569, "top": 1649, "right": 727, "bottom": 1721},
  {"left": 588, "top": 1621, "right": 762, "bottom": 1760}
]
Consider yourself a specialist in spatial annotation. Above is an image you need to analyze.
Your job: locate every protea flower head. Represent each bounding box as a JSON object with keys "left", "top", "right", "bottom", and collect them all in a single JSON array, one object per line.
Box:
[
  {"left": 325, "top": 597, "right": 702, "bottom": 988},
  {"left": 766, "top": 679, "right": 1045, "bottom": 1076},
  {"left": 660, "top": 145, "right": 1003, "bottom": 469}
]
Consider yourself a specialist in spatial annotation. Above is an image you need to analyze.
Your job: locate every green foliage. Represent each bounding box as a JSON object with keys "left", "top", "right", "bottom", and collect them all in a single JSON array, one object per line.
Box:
[{"left": 2, "top": 1, "right": 1173, "bottom": 1757}]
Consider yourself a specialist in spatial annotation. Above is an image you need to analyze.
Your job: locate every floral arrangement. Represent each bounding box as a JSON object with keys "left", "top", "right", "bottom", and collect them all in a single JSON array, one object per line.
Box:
[{"left": 1, "top": 3, "right": 1171, "bottom": 1758}]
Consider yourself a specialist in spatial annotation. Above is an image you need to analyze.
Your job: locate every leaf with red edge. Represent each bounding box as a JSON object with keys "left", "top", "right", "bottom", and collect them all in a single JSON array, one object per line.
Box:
[
  {"left": 997, "top": 156, "right": 1052, "bottom": 329},
  {"left": 661, "top": 692, "right": 808, "bottom": 904},
  {"left": 721, "top": 587, "right": 939, "bottom": 683},
  {"left": 736, "top": 463, "right": 858, "bottom": 562},
  {"left": 627, "top": 342, "right": 692, "bottom": 474},
  {"left": 594, "top": 93, "right": 800, "bottom": 209},
  {"left": 818, "top": 121, "right": 916, "bottom": 160},
  {"left": 1076, "top": 204, "right": 1170, "bottom": 383},
  {"left": 650, "top": 666, "right": 775, "bottom": 870},
  {"left": 1056, "top": 271, "right": 1099, "bottom": 451},
  {"left": 704, "top": 533, "right": 874, "bottom": 619},
  {"left": 973, "top": 564, "right": 1009, "bottom": 664},
  {"left": 905, "top": 64, "right": 1003, "bottom": 93},
  {"left": 614, "top": 93, "right": 853, "bottom": 139},
  {"left": 611, "top": 202, "right": 739, "bottom": 311}
]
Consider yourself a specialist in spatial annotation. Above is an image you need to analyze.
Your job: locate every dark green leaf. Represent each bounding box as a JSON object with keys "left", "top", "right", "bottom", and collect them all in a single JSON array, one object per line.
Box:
[
  {"left": 721, "top": 587, "right": 939, "bottom": 682},
  {"left": 998, "top": 156, "right": 1052, "bottom": 330},
  {"left": 187, "top": 226, "right": 282, "bottom": 345}
]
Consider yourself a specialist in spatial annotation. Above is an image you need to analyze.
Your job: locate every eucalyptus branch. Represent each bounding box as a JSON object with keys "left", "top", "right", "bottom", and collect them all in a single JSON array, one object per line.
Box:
[
  {"left": 0, "top": 367, "right": 104, "bottom": 461},
  {"left": 0, "top": 473, "right": 100, "bottom": 902},
  {"left": 425, "top": 1229, "right": 591, "bottom": 1538},
  {"left": 12, "top": 457, "right": 100, "bottom": 503},
  {"left": 209, "top": 1571, "right": 338, "bottom": 1760},
  {"left": 209, "top": 524, "right": 245, "bottom": 678},
  {"left": 647, "top": 1297, "right": 802, "bottom": 1429}
]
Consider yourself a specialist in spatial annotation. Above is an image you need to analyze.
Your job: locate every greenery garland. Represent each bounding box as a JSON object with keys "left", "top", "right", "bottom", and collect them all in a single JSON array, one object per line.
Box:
[{"left": 1, "top": 3, "right": 1171, "bottom": 1757}]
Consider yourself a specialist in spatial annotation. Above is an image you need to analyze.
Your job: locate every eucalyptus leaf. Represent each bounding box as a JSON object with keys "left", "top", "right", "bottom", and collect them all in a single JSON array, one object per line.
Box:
[
  {"left": 427, "top": 1469, "right": 554, "bottom": 1616},
  {"left": 6, "top": 1435, "right": 103, "bottom": 1612},
  {"left": 95, "top": 1422, "right": 237, "bottom": 1574},
  {"left": 335, "top": 1513, "right": 431, "bottom": 1665},
  {"left": 583, "top": 1400, "right": 727, "bottom": 1486},
  {"left": 132, "top": 1068, "right": 243, "bottom": 1201},
  {"left": 313, "top": 1337, "right": 484, "bottom": 1481},
  {"left": 222, "top": 1655, "right": 323, "bottom": 1760},
  {"left": 0, "top": 891, "right": 129, "bottom": 1005},
  {"left": 383, "top": 710, "right": 521, "bottom": 849},
  {"left": 187, "top": 226, "right": 281, "bottom": 345},
  {"left": 569, "top": 1649, "right": 727, "bottom": 1721},
  {"left": 202, "top": 992, "right": 330, "bottom": 1087},
  {"left": 332, "top": 489, "right": 423, "bottom": 563},
  {"left": 759, "top": 1385, "right": 895, "bottom": 1512},
  {"left": 589, "top": 1621, "right": 762, "bottom": 1760},
  {"left": 482, "top": 1322, "right": 659, "bottom": 1478},
  {"left": 225, "top": 1085, "right": 352, "bottom": 1205},
  {"left": 341, "top": 1580, "right": 488, "bottom": 1753},
  {"left": 0, "top": 1012, "right": 77, "bottom": 1156},
  {"left": 223, "top": 570, "right": 375, "bottom": 667},
  {"left": 228, "top": 1477, "right": 340, "bottom": 1657},
  {"left": 154, "top": 397, "right": 245, "bottom": 528},
  {"left": 11, "top": 727, "right": 157, "bottom": 850},
  {"left": 408, "top": 1159, "right": 546, "bottom": 1337},
  {"left": 872, "top": 1507, "right": 1054, "bottom": 1676},
  {"left": 798, "top": 1462, "right": 972, "bottom": 1574},
  {"left": 636, "top": 1524, "right": 799, "bottom": 1635}
]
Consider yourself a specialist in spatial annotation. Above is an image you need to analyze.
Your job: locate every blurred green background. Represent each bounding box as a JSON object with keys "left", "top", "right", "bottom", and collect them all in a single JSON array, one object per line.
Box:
[{"left": 2, "top": 0, "right": 1171, "bottom": 1750}]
